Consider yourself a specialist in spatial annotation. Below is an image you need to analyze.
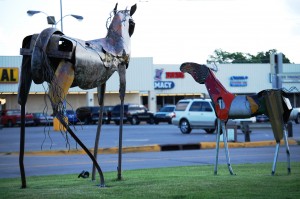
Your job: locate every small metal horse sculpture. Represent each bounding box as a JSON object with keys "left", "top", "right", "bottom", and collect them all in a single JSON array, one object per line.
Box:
[
  {"left": 180, "top": 62, "right": 292, "bottom": 175},
  {"left": 18, "top": 3, "right": 137, "bottom": 188}
]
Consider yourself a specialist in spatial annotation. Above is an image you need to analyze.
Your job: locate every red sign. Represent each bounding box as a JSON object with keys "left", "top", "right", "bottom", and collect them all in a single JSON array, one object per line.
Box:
[{"left": 165, "top": 72, "right": 184, "bottom": 79}]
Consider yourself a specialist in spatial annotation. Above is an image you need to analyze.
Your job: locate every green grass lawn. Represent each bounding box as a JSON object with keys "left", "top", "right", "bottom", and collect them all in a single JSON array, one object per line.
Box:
[{"left": 0, "top": 162, "right": 299, "bottom": 199}]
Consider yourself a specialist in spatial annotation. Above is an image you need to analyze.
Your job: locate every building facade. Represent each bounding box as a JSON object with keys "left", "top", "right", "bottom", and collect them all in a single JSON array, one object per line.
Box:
[{"left": 0, "top": 56, "right": 299, "bottom": 114}]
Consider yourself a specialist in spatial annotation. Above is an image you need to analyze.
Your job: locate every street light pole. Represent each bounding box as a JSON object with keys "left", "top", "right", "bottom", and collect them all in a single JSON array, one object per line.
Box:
[
  {"left": 27, "top": 10, "right": 56, "bottom": 26},
  {"left": 60, "top": 0, "right": 63, "bottom": 32},
  {"left": 27, "top": 9, "right": 83, "bottom": 31}
]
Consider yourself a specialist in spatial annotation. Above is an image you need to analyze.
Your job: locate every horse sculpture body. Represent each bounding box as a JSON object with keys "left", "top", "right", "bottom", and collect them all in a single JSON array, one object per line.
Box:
[
  {"left": 18, "top": 3, "right": 136, "bottom": 188},
  {"left": 180, "top": 62, "right": 292, "bottom": 175}
]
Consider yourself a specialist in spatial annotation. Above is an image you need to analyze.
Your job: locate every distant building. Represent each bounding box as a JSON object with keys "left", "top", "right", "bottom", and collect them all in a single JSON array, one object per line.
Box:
[{"left": 0, "top": 56, "right": 299, "bottom": 113}]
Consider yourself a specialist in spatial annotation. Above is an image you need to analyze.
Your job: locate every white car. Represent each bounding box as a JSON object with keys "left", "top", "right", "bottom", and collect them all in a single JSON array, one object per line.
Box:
[
  {"left": 290, "top": 107, "right": 300, "bottom": 124},
  {"left": 172, "top": 98, "right": 216, "bottom": 134}
]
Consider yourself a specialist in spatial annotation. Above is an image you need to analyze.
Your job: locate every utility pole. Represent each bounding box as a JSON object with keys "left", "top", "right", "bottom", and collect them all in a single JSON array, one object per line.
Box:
[{"left": 270, "top": 53, "right": 283, "bottom": 89}]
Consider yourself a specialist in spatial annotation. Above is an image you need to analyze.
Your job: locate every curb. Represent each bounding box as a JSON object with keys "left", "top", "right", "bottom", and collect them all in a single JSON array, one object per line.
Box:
[{"left": 1, "top": 139, "right": 298, "bottom": 156}]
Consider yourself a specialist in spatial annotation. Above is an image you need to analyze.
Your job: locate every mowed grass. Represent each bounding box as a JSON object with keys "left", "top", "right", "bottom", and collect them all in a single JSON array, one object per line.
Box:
[{"left": 0, "top": 162, "right": 299, "bottom": 199}]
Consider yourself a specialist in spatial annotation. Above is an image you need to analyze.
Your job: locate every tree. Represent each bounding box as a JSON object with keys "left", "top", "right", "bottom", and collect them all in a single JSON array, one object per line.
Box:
[{"left": 207, "top": 49, "right": 291, "bottom": 64}]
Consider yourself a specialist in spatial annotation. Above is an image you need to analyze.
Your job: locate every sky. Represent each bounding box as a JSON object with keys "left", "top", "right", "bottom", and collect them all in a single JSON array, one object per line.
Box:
[{"left": 0, "top": 0, "right": 299, "bottom": 64}]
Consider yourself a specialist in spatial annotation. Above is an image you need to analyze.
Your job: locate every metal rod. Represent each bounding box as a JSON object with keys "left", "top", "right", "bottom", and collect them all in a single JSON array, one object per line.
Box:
[
  {"left": 272, "top": 142, "right": 280, "bottom": 176},
  {"left": 117, "top": 65, "right": 126, "bottom": 180},
  {"left": 222, "top": 123, "right": 234, "bottom": 175},
  {"left": 60, "top": 0, "right": 63, "bottom": 32},
  {"left": 283, "top": 129, "right": 291, "bottom": 174},
  {"left": 92, "top": 84, "right": 106, "bottom": 181},
  {"left": 214, "top": 119, "right": 221, "bottom": 175},
  {"left": 118, "top": 99, "right": 124, "bottom": 180},
  {"left": 57, "top": 114, "right": 105, "bottom": 186},
  {"left": 19, "top": 104, "right": 26, "bottom": 188}
]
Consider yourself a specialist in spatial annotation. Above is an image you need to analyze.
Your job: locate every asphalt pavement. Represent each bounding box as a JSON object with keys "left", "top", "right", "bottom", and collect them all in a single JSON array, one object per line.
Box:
[
  {"left": 1, "top": 123, "right": 300, "bottom": 179},
  {"left": 0, "top": 122, "right": 299, "bottom": 155}
]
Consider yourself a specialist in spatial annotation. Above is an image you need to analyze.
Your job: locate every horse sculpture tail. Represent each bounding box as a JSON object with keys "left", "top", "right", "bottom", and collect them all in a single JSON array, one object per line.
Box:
[{"left": 48, "top": 60, "right": 75, "bottom": 115}]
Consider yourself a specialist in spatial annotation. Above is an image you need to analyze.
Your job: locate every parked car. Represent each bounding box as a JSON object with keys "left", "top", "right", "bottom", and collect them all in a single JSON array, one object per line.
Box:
[
  {"left": 111, "top": 104, "right": 155, "bottom": 125},
  {"left": 32, "top": 112, "right": 53, "bottom": 126},
  {"left": 75, "top": 106, "right": 113, "bottom": 124},
  {"left": 256, "top": 114, "right": 269, "bottom": 123},
  {"left": 102, "top": 106, "right": 114, "bottom": 124},
  {"left": 0, "top": 109, "right": 34, "bottom": 127},
  {"left": 172, "top": 99, "right": 216, "bottom": 134},
  {"left": 154, "top": 105, "right": 176, "bottom": 124},
  {"left": 76, "top": 106, "right": 100, "bottom": 124},
  {"left": 66, "top": 110, "right": 78, "bottom": 124},
  {"left": 232, "top": 116, "right": 256, "bottom": 126},
  {"left": 289, "top": 107, "right": 300, "bottom": 124},
  {"left": 255, "top": 107, "right": 300, "bottom": 124}
]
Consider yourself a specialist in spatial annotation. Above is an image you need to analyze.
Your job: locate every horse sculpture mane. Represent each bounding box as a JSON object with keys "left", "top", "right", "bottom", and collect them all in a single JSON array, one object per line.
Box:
[
  {"left": 181, "top": 62, "right": 292, "bottom": 176},
  {"left": 18, "top": 3, "right": 137, "bottom": 188}
]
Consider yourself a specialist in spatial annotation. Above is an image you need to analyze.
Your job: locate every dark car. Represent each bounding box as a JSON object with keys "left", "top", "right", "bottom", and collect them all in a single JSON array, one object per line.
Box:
[
  {"left": 76, "top": 106, "right": 100, "bottom": 124},
  {"left": 154, "top": 105, "right": 176, "bottom": 124},
  {"left": 32, "top": 112, "right": 53, "bottom": 126},
  {"left": 66, "top": 110, "right": 78, "bottom": 124},
  {"left": 102, "top": 106, "right": 114, "bottom": 124},
  {"left": 76, "top": 106, "right": 113, "bottom": 125},
  {"left": 111, "top": 104, "right": 155, "bottom": 125}
]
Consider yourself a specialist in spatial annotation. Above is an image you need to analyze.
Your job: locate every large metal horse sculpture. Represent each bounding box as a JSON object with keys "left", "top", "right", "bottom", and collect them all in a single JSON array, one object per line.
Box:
[
  {"left": 180, "top": 62, "right": 292, "bottom": 175},
  {"left": 18, "top": 3, "right": 137, "bottom": 188}
]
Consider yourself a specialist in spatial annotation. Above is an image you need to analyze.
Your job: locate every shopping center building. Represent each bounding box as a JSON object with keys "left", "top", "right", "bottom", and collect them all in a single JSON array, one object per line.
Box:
[{"left": 0, "top": 55, "right": 299, "bottom": 113}]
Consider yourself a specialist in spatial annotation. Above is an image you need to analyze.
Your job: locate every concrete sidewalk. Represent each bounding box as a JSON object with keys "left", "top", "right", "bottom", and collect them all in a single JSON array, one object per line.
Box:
[{"left": 2, "top": 139, "right": 299, "bottom": 156}]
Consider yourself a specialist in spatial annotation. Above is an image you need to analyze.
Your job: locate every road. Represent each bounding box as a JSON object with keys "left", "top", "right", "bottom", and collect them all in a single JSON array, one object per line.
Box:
[
  {"left": 1, "top": 122, "right": 299, "bottom": 152},
  {"left": 0, "top": 123, "right": 299, "bottom": 179}
]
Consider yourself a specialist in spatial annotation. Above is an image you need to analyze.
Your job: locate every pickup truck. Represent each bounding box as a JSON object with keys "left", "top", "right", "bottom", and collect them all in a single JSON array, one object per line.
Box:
[
  {"left": 290, "top": 108, "right": 300, "bottom": 124},
  {"left": 0, "top": 109, "right": 34, "bottom": 127}
]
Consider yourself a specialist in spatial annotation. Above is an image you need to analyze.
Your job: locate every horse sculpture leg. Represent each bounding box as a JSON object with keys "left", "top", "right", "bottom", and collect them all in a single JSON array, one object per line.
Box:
[
  {"left": 263, "top": 90, "right": 290, "bottom": 175},
  {"left": 221, "top": 122, "right": 235, "bottom": 175},
  {"left": 214, "top": 118, "right": 221, "bottom": 175},
  {"left": 19, "top": 104, "right": 27, "bottom": 188},
  {"left": 283, "top": 128, "right": 291, "bottom": 174},
  {"left": 214, "top": 119, "right": 234, "bottom": 175},
  {"left": 117, "top": 64, "right": 126, "bottom": 180},
  {"left": 56, "top": 114, "right": 105, "bottom": 186},
  {"left": 92, "top": 83, "right": 106, "bottom": 181},
  {"left": 17, "top": 54, "right": 33, "bottom": 188},
  {"left": 272, "top": 131, "right": 292, "bottom": 176},
  {"left": 272, "top": 142, "right": 280, "bottom": 175}
]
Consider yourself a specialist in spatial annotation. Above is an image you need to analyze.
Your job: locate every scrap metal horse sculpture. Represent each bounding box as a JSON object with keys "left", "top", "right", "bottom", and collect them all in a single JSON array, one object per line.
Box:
[
  {"left": 180, "top": 62, "right": 292, "bottom": 175},
  {"left": 18, "top": 3, "right": 136, "bottom": 188}
]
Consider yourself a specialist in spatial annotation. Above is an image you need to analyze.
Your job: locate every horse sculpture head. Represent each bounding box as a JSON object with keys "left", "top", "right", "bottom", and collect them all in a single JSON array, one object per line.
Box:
[
  {"left": 109, "top": 3, "right": 136, "bottom": 37},
  {"left": 180, "top": 62, "right": 210, "bottom": 84},
  {"left": 102, "top": 3, "right": 136, "bottom": 59}
]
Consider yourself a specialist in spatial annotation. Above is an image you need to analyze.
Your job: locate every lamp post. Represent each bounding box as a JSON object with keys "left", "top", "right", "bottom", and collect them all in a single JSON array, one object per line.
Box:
[
  {"left": 27, "top": 10, "right": 83, "bottom": 31},
  {"left": 55, "top": 14, "right": 83, "bottom": 32},
  {"left": 27, "top": 10, "right": 56, "bottom": 26}
]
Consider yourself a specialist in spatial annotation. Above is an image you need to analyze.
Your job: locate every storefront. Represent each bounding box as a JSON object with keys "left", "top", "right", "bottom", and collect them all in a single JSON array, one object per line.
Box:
[{"left": 0, "top": 56, "right": 299, "bottom": 113}]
